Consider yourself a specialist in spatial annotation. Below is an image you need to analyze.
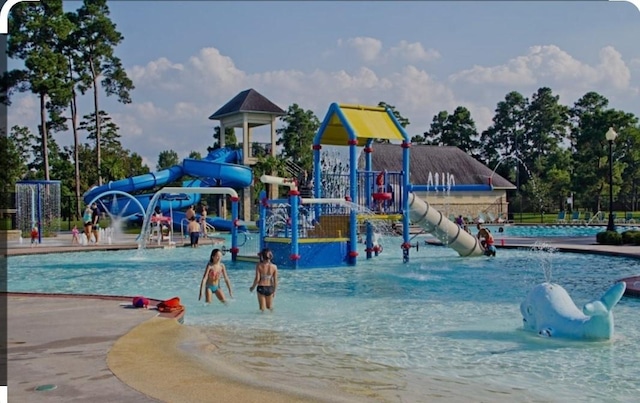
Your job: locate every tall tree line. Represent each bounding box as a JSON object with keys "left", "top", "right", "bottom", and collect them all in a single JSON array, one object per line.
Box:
[
  {"left": 414, "top": 88, "right": 640, "bottom": 213},
  {"left": 2, "top": 0, "right": 139, "bottom": 217}
]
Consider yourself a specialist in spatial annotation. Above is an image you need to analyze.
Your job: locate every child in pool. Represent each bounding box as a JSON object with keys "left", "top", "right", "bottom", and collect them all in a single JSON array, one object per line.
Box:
[
  {"left": 249, "top": 248, "right": 278, "bottom": 312},
  {"left": 71, "top": 225, "right": 80, "bottom": 245},
  {"left": 199, "top": 248, "right": 233, "bottom": 304}
]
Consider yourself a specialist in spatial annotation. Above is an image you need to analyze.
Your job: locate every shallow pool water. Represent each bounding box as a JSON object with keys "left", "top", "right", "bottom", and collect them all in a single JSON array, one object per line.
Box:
[{"left": 7, "top": 240, "right": 640, "bottom": 402}]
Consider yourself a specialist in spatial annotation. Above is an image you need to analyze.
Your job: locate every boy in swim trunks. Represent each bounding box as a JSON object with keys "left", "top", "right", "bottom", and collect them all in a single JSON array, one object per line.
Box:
[
  {"left": 187, "top": 216, "right": 200, "bottom": 248},
  {"left": 249, "top": 248, "right": 278, "bottom": 312},
  {"left": 198, "top": 248, "right": 233, "bottom": 304}
]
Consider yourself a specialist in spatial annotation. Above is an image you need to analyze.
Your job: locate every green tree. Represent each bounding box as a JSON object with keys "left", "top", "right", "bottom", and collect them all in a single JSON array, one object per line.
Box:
[
  {"left": 6, "top": 0, "right": 73, "bottom": 181},
  {"left": 521, "top": 87, "right": 571, "bottom": 211},
  {"left": 424, "top": 107, "right": 480, "bottom": 156},
  {"left": 75, "top": 0, "right": 134, "bottom": 185},
  {"left": 378, "top": 101, "right": 409, "bottom": 127},
  {"left": 252, "top": 143, "right": 268, "bottom": 158},
  {"left": 126, "top": 152, "right": 149, "bottom": 177},
  {"left": 252, "top": 155, "right": 289, "bottom": 199},
  {"left": 9, "top": 125, "right": 38, "bottom": 171},
  {"left": 618, "top": 125, "right": 640, "bottom": 210},
  {"left": 420, "top": 111, "right": 448, "bottom": 145},
  {"left": 0, "top": 135, "right": 27, "bottom": 192},
  {"left": 79, "top": 110, "right": 121, "bottom": 151},
  {"left": 377, "top": 101, "right": 409, "bottom": 144},
  {"left": 569, "top": 92, "right": 637, "bottom": 212},
  {"left": 188, "top": 151, "right": 202, "bottom": 160},
  {"left": 157, "top": 150, "right": 180, "bottom": 170},
  {"left": 210, "top": 126, "right": 238, "bottom": 150},
  {"left": 479, "top": 91, "right": 528, "bottom": 188},
  {"left": 60, "top": 9, "right": 91, "bottom": 216},
  {"left": 276, "top": 104, "right": 320, "bottom": 173}
]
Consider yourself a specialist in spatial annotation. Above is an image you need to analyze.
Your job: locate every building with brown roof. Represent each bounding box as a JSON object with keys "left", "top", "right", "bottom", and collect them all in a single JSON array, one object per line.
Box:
[{"left": 361, "top": 143, "right": 516, "bottom": 221}]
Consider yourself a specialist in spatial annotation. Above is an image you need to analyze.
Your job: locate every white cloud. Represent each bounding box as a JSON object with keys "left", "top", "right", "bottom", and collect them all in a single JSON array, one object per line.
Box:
[
  {"left": 391, "top": 65, "right": 456, "bottom": 114},
  {"left": 449, "top": 55, "right": 536, "bottom": 86},
  {"left": 449, "top": 45, "right": 634, "bottom": 92},
  {"left": 596, "top": 46, "right": 631, "bottom": 90},
  {"left": 338, "top": 36, "right": 383, "bottom": 62},
  {"left": 389, "top": 40, "right": 441, "bottom": 63},
  {"left": 188, "top": 47, "right": 246, "bottom": 91},
  {"left": 7, "top": 43, "right": 638, "bottom": 165},
  {"left": 8, "top": 96, "right": 37, "bottom": 128},
  {"left": 337, "top": 37, "right": 440, "bottom": 65},
  {"left": 129, "top": 57, "right": 185, "bottom": 91}
]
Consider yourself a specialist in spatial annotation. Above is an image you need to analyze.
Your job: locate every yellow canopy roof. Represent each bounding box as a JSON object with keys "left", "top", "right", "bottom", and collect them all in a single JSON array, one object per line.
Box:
[{"left": 315, "top": 103, "right": 409, "bottom": 146}]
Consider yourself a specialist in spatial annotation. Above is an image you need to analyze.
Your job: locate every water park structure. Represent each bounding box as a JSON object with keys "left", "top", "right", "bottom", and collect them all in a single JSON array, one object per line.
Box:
[
  {"left": 245, "top": 102, "right": 500, "bottom": 268},
  {"left": 15, "top": 180, "right": 61, "bottom": 244},
  {"left": 81, "top": 94, "right": 514, "bottom": 268},
  {"left": 82, "top": 89, "right": 287, "bottom": 236}
]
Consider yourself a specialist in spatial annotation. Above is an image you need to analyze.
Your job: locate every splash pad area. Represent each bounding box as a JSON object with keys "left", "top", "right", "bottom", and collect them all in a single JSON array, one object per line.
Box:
[
  {"left": 7, "top": 239, "right": 640, "bottom": 402},
  {"left": 15, "top": 180, "right": 61, "bottom": 242}
]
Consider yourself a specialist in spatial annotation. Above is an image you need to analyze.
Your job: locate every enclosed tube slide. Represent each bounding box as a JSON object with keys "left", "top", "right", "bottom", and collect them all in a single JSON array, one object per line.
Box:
[{"left": 407, "top": 192, "right": 484, "bottom": 257}]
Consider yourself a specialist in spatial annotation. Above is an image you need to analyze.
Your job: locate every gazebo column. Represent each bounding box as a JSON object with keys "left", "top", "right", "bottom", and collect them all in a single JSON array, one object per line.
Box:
[
  {"left": 269, "top": 117, "right": 278, "bottom": 199},
  {"left": 242, "top": 116, "right": 251, "bottom": 222},
  {"left": 218, "top": 122, "right": 226, "bottom": 218},
  {"left": 220, "top": 122, "right": 226, "bottom": 148}
]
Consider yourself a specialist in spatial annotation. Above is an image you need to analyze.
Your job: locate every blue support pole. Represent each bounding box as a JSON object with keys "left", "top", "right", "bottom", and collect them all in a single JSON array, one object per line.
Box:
[
  {"left": 289, "top": 189, "right": 300, "bottom": 269},
  {"left": 348, "top": 139, "right": 358, "bottom": 265},
  {"left": 230, "top": 196, "right": 239, "bottom": 261},
  {"left": 365, "top": 221, "right": 373, "bottom": 258},
  {"left": 402, "top": 141, "right": 411, "bottom": 263},
  {"left": 37, "top": 183, "right": 42, "bottom": 244},
  {"left": 313, "top": 144, "right": 322, "bottom": 220},
  {"left": 364, "top": 140, "right": 374, "bottom": 259},
  {"left": 258, "top": 190, "right": 267, "bottom": 251}
]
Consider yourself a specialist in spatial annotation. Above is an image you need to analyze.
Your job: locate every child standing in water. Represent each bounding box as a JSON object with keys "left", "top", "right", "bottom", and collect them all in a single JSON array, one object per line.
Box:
[
  {"left": 187, "top": 216, "right": 200, "bottom": 248},
  {"left": 249, "top": 248, "right": 278, "bottom": 312},
  {"left": 199, "top": 248, "right": 233, "bottom": 304},
  {"left": 71, "top": 225, "right": 80, "bottom": 245}
]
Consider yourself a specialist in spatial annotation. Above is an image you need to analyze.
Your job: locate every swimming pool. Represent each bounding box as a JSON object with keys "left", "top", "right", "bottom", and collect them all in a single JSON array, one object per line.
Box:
[
  {"left": 7, "top": 240, "right": 640, "bottom": 402},
  {"left": 482, "top": 224, "right": 637, "bottom": 238}
]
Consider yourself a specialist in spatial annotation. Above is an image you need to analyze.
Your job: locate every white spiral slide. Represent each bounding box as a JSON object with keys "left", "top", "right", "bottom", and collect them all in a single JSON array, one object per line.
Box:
[{"left": 407, "top": 193, "right": 484, "bottom": 257}]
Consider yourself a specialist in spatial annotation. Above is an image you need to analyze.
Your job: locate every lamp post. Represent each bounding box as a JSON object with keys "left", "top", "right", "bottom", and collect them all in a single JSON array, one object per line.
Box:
[{"left": 605, "top": 127, "right": 617, "bottom": 232}]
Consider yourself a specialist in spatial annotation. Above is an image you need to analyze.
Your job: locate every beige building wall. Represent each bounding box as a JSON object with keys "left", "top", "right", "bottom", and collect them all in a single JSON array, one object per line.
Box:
[{"left": 416, "top": 190, "right": 509, "bottom": 221}]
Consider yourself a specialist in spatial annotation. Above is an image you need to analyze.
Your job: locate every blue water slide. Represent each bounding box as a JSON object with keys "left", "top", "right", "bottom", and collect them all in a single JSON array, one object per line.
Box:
[
  {"left": 82, "top": 166, "right": 201, "bottom": 217},
  {"left": 182, "top": 158, "right": 253, "bottom": 188},
  {"left": 84, "top": 165, "right": 184, "bottom": 202},
  {"left": 83, "top": 147, "right": 253, "bottom": 223}
]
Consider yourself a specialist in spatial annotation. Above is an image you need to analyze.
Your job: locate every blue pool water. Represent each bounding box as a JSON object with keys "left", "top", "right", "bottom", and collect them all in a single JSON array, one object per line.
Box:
[
  {"left": 484, "top": 224, "right": 637, "bottom": 238},
  {"left": 7, "top": 239, "right": 640, "bottom": 402}
]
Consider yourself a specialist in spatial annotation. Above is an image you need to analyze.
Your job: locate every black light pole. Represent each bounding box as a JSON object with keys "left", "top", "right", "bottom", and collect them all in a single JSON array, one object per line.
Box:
[{"left": 605, "top": 127, "right": 617, "bottom": 232}]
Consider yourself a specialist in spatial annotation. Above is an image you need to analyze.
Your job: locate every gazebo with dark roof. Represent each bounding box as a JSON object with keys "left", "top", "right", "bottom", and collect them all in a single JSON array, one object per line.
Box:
[
  {"left": 209, "top": 89, "right": 286, "bottom": 220},
  {"left": 209, "top": 88, "right": 285, "bottom": 120}
]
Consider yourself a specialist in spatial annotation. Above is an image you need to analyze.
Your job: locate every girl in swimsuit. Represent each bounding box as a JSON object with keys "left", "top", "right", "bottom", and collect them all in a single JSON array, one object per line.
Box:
[
  {"left": 249, "top": 248, "right": 278, "bottom": 311},
  {"left": 199, "top": 248, "right": 233, "bottom": 304}
]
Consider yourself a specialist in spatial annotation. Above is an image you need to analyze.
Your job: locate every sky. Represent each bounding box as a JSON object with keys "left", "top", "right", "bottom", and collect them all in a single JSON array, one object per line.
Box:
[{"left": 7, "top": 0, "right": 640, "bottom": 169}]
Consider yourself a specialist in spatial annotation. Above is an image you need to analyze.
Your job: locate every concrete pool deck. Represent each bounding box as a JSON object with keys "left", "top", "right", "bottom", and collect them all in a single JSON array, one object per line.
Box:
[{"left": 4, "top": 235, "right": 640, "bottom": 402}]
